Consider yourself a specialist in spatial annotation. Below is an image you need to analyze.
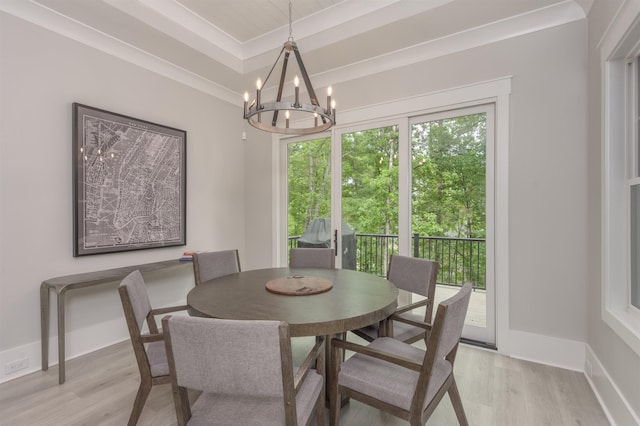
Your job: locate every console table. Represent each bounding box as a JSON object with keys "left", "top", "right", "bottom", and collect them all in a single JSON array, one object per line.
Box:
[{"left": 40, "top": 259, "right": 191, "bottom": 384}]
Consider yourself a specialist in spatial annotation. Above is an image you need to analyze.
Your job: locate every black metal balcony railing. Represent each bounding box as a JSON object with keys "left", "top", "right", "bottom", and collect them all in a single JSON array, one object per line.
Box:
[{"left": 289, "top": 233, "right": 486, "bottom": 290}]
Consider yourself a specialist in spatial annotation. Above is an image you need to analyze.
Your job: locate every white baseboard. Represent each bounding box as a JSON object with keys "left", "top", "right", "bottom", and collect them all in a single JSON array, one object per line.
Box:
[
  {"left": 0, "top": 341, "right": 42, "bottom": 384},
  {"left": 0, "top": 298, "right": 190, "bottom": 384},
  {"left": 0, "top": 316, "right": 129, "bottom": 384},
  {"left": 509, "top": 329, "right": 585, "bottom": 371},
  {"left": 585, "top": 345, "right": 640, "bottom": 426}
]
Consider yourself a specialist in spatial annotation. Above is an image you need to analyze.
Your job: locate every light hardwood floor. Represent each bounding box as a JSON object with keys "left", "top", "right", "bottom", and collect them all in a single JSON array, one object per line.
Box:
[{"left": 0, "top": 337, "right": 609, "bottom": 426}]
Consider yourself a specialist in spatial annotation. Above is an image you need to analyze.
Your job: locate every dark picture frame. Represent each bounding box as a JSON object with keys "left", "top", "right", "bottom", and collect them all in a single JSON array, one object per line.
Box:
[{"left": 72, "top": 103, "right": 186, "bottom": 256}]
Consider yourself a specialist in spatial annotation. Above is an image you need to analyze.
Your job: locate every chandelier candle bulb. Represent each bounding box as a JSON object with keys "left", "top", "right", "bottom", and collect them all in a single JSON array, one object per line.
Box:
[
  {"left": 294, "top": 76, "right": 300, "bottom": 107},
  {"left": 286, "top": 110, "right": 290, "bottom": 128},
  {"left": 256, "top": 78, "right": 262, "bottom": 108},
  {"left": 327, "top": 86, "right": 332, "bottom": 111},
  {"left": 314, "top": 112, "right": 318, "bottom": 127},
  {"left": 243, "top": 92, "right": 249, "bottom": 116}
]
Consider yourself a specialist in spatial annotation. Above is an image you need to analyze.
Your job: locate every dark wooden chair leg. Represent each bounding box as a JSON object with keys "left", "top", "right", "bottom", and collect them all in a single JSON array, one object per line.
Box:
[
  {"left": 127, "top": 381, "right": 151, "bottom": 426},
  {"left": 448, "top": 378, "right": 468, "bottom": 426}
]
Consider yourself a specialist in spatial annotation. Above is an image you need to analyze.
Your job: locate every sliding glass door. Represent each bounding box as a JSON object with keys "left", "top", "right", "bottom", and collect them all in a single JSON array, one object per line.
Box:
[
  {"left": 282, "top": 104, "right": 495, "bottom": 346},
  {"left": 410, "top": 104, "right": 495, "bottom": 345}
]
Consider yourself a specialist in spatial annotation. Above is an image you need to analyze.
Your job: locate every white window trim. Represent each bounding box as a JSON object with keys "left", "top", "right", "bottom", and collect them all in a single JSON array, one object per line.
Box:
[{"left": 601, "top": 0, "right": 640, "bottom": 357}]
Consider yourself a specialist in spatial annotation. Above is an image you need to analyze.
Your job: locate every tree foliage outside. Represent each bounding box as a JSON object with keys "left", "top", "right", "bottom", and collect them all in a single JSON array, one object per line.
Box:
[
  {"left": 287, "top": 113, "right": 487, "bottom": 286},
  {"left": 411, "top": 113, "right": 487, "bottom": 287},
  {"left": 287, "top": 137, "right": 331, "bottom": 237},
  {"left": 411, "top": 113, "right": 486, "bottom": 240},
  {"left": 341, "top": 126, "right": 399, "bottom": 236}
]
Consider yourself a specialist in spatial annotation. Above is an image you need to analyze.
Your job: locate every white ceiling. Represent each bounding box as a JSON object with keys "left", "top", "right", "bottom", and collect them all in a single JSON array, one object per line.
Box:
[{"left": 1, "top": 0, "right": 591, "bottom": 104}]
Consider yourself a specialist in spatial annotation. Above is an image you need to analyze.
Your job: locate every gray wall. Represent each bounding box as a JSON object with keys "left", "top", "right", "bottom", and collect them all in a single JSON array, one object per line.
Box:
[{"left": 0, "top": 13, "right": 245, "bottom": 375}]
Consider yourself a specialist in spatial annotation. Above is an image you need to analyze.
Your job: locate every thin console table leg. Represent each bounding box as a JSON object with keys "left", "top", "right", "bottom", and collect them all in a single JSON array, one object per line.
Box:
[
  {"left": 39, "top": 259, "right": 186, "bottom": 385},
  {"left": 57, "top": 289, "right": 66, "bottom": 384},
  {"left": 40, "top": 283, "right": 49, "bottom": 372}
]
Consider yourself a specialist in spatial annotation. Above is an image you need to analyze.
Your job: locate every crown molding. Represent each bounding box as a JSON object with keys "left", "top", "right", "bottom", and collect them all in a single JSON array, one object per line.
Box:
[
  {"left": 259, "top": 0, "right": 585, "bottom": 103},
  {"left": 0, "top": 0, "right": 240, "bottom": 105},
  {"left": 98, "top": 0, "right": 454, "bottom": 72},
  {"left": 241, "top": 0, "right": 453, "bottom": 65},
  {"left": 1, "top": 0, "right": 586, "bottom": 107},
  {"left": 105, "top": 0, "right": 244, "bottom": 71}
]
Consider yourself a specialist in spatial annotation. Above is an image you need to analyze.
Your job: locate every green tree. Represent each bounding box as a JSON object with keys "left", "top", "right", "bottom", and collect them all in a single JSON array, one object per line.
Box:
[
  {"left": 287, "top": 137, "right": 331, "bottom": 236},
  {"left": 411, "top": 113, "right": 486, "bottom": 239},
  {"left": 341, "top": 126, "right": 399, "bottom": 235},
  {"left": 287, "top": 116, "right": 486, "bottom": 286}
]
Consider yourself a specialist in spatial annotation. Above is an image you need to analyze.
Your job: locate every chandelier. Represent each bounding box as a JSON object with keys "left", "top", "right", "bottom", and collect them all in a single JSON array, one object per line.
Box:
[{"left": 243, "top": 0, "right": 336, "bottom": 135}]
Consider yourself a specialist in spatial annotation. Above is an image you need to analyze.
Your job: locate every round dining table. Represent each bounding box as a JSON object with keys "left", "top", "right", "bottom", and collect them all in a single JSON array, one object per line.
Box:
[{"left": 187, "top": 267, "right": 399, "bottom": 337}]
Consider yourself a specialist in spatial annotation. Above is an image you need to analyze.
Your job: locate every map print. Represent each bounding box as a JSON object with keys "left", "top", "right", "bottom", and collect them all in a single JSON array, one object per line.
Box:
[{"left": 75, "top": 106, "right": 185, "bottom": 255}]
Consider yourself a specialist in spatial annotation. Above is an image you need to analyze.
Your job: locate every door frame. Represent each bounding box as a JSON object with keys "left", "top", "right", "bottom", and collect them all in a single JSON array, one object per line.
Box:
[{"left": 274, "top": 78, "right": 511, "bottom": 352}]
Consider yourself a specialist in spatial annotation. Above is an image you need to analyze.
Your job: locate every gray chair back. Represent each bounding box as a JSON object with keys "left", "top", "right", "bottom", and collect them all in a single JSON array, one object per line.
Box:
[
  {"left": 163, "top": 315, "right": 325, "bottom": 426},
  {"left": 351, "top": 255, "right": 439, "bottom": 343},
  {"left": 289, "top": 247, "right": 335, "bottom": 269},
  {"left": 120, "top": 270, "right": 153, "bottom": 331},
  {"left": 119, "top": 270, "right": 185, "bottom": 426},
  {"left": 387, "top": 254, "right": 437, "bottom": 298},
  {"left": 415, "top": 283, "right": 472, "bottom": 420},
  {"left": 167, "top": 317, "right": 285, "bottom": 395},
  {"left": 430, "top": 283, "right": 472, "bottom": 362},
  {"left": 192, "top": 249, "right": 240, "bottom": 286}
]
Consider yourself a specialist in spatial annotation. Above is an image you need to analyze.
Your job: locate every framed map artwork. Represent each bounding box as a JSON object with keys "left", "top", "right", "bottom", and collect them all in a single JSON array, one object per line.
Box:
[{"left": 72, "top": 103, "right": 187, "bottom": 256}]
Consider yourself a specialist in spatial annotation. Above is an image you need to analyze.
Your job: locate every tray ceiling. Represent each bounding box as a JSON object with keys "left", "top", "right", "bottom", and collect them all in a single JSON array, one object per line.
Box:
[{"left": 1, "top": 0, "right": 590, "bottom": 104}]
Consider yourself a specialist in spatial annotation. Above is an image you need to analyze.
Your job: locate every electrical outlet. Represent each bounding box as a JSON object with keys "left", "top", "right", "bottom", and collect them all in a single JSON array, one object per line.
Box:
[{"left": 5, "top": 358, "right": 28, "bottom": 375}]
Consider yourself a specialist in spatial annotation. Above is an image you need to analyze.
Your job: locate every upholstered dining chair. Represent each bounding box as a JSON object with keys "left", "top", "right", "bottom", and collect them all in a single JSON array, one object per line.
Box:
[
  {"left": 192, "top": 249, "right": 241, "bottom": 286},
  {"left": 289, "top": 247, "right": 335, "bottom": 269},
  {"left": 162, "top": 315, "right": 325, "bottom": 426},
  {"left": 330, "top": 283, "right": 472, "bottom": 426},
  {"left": 118, "top": 270, "right": 188, "bottom": 426},
  {"left": 351, "top": 254, "right": 438, "bottom": 344}
]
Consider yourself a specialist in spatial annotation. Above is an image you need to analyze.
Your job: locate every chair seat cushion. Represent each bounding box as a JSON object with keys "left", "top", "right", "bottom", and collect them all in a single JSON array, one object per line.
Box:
[
  {"left": 338, "top": 337, "right": 451, "bottom": 411},
  {"left": 186, "top": 369, "right": 323, "bottom": 426},
  {"left": 146, "top": 341, "right": 169, "bottom": 377}
]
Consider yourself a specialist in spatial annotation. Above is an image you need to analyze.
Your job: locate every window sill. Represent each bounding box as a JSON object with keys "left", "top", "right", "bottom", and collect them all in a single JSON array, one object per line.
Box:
[{"left": 602, "top": 305, "right": 640, "bottom": 357}]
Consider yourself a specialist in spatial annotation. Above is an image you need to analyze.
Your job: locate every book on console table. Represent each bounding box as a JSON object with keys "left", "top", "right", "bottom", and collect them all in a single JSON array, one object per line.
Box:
[{"left": 179, "top": 251, "right": 201, "bottom": 261}]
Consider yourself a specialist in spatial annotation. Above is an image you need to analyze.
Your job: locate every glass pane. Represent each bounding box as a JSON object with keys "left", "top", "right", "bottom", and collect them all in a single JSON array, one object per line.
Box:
[
  {"left": 341, "top": 126, "right": 399, "bottom": 274},
  {"left": 631, "top": 184, "right": 640, "bottom": 309},
  {"left": 287, "top": 138, "right": 331, "bottom": 259},
  {"left": 411, "top": 113, "right": 487, "bottom": 326}
]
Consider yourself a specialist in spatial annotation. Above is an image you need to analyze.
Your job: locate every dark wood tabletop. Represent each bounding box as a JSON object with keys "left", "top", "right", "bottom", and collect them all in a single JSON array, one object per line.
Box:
[{"left": 187, "top": 267, "right": 399, "bottom": 337}]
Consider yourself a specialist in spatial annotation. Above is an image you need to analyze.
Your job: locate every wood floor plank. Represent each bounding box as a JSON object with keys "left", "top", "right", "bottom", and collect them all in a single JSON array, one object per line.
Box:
[{"left": 0, "top": 340, "right": 609, "bottom": 425}]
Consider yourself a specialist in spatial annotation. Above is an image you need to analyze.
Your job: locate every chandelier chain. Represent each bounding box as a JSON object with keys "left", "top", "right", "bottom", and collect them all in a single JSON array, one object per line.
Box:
[{"left": 288, "top": 0, "right": 293, "bottom": 41}]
